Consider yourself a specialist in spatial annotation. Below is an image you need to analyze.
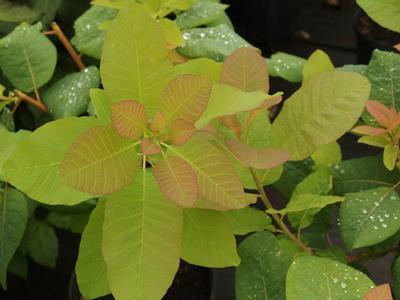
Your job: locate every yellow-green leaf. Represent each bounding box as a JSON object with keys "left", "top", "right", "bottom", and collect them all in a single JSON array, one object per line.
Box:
[
  {"left": 174, "top": 57, "right": 222, "bottom": 83},
  {"left": 61, "top": 125, "right": 139, "bottom": 194},
  {"left": 302, "top": 49, "right": 334, "bottom": 82},
  {"left": 100, "top": 3, "right": 173, "bottom": 116}
]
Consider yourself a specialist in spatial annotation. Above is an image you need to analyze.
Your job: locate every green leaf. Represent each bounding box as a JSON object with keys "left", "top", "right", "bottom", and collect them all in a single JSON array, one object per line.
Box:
[
  {"left": 174, "top": 57, "right": 222, "bottom": 83},
  {"left": 267, "top": 52, "right": 306, "bottom": 83},
  {"left": 31, "top": 0, "right": 63, "bottom": 25},
  {"left": 0, "top": 187, "right": 28, "bottom": 288},
  {"left": 288, "top": 168, "right": 332, "bottom": 228},
  {"left": 302, "top": 49, "right": 334, "bottom": 81},
  {"left": 0, "top": 128, "right": 30, "bottom": 173},
  {"left": 0, "top": 0, "right": 40, "bottom": 23},
  {"left": 101, "top": 3, "right": 173, "bottom": 116},
  {"left": 102, "top": 171, "right": 182, "bottom": 300},
  {"left": 393, "top": 255, "right": 400, "bottom": 298},
  {"left": 0, "top": 108, "right": 14, "bottom": 132},
  {"left": 72, "top": 5, "right": 117, "bottom": 59},
  {"left": 332, "top": 155, "right": 400, "bottom": 195},
  {"left": 0, "top": 22, "right": 57, "bottom": 92},
  {"left": 176, "top": 1, "right": 228, "bottom": 29},
  {"left": 178, "top": 24, "right": 252, "bottom": 62},
  {"left": 273, "top": 159, "right": 314, "bottom": 197},
  {"left": 182, "top": 208, "right": 239, "bottom": 267},
  {"left": 223, "top": 207, "right": 273, "bottom": 235},
  {"left": 311, "top": 142, "right": 342, "bottom": 169},
  {"left": 8, "top": 251, "right": 27, "bottom": 280},
  {"left": 159, "top": 74, "right": 211, "bottom": 124},
  {"left": 384, "top": 143, "right": 398, "bottom": 170},
  {"left": 363, "top": 50, "right": 400, "bottom": 124},
  {"left": 356, "top": 0, "right": 400, "bottom": 32},
  {"left": 337, "top": 64, "right": 367, "bottom": 75},
  {"left": 286, "top": 256, "right": 374, "bottom": 300},
  {"left": 21, "top": 218, "right": 58, "bottom": 268},
  {"left": 76, "top": 200, "right": 110, "bottom": 299},
  {"left": 340, "top": 187, "right": 400, "bottom": 249},
  {"left": 236, "top": 231, "right": 302, "bottom": 300},
  {"left": 61, "top": 124, "right": 139, "bottom": 195},
  {"left": 170, "top": 137, "right": 253, "bottom": 209},
  {"left": 90, "top": 88, "right": 112, "bottom": 123},
  {"left": 266, "top": 71, "right": 370, "bottom": 160},
  {"left": 267, "top": 194, "right": 343, "bottom": 215},
  {"left": 195, "top": 84, "right": 275, "bottom": 128},
  {"left": 2, "top": 117, "right": 100, "bottom": 205},
  {"left": 43, "top": 66, "right": 100, "bottom": 119}
]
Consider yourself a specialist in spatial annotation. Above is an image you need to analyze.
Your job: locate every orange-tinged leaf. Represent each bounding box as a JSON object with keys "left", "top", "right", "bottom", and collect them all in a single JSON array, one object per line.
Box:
[
  {"left": 151, "top": 111, "right": 167, "bottom": 134},
  {"left": 220, "top": 115, "right": 242, "bottom": 138},
  {"left": 169, "top": 49, "right": 189, "bottom": 64},
  {"left": 140, "top": 139, "right": 161, "bottom": 155},
  {"left": 394, "top": 43, "right": 400, "bottom": 52},
  {"left": 366, "top": 100, "right": 398, "bottom": 128},
  {"left": 171, "top": 137, "right": 251, "bottom": 209},
  {"left": 159, "top": 74, "right": 212, "bottom": 123},
  {"left": 352, "top": 125, "right": 387, "bottom": 136},
  {"left": 221, "top": 47, "right": 269, "bottom": 93},
  {"left": 153, "top": 155, "right": 198, "bottom": 207},
  {"left": 363, "top": 284, "right": 393, "bottom": 300},
  {"left": 255, "top": 95, "right": 283, "bottom": 111},
  {"left": 225, "top": 138, "right": 290, "bottom": 169},
  {"left": 112, "top": 100, "right": 147, "bottom": 139},
  {"left": 169, "top": 118, "right": 196, "bottom": 146},
  {"left": 61, "top": 125, "right": 139, "bottom": 194}
]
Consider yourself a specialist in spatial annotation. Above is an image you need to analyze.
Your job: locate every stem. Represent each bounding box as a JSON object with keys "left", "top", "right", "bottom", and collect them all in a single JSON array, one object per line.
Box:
[
  {"left": 249, "top": 168, "right": 312, "bottom": 254},
  {"left": 14, "top": 90, "right": 48, "bottom": 113},
  {"left": 51, "top": 22, "right": 85, "bottom": 70}
]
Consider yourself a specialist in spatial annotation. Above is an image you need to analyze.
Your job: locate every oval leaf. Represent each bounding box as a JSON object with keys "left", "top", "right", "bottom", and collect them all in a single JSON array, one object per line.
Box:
[
  {"left": 153, "top": 155, "right": 198, "bottom": 207},
  {"left": 111, "top": 100, "right": 147, "bottom": 139},
  {"left": 61, "top": 124, "right": 139, "bottom": 194},
  {"left": 363, "top": 284, "right": 393, "bottom": 300},
  {"left": 221, "top": 47, "right": 269, "bottom": 92},
  {"left": 169, "top": 118, "right": 196, "bottom": 146}
]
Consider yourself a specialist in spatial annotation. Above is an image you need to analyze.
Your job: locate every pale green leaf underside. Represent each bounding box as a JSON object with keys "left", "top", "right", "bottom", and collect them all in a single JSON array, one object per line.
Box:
[
  {"left": 102, "top": 171, "right": 182, "bottom": 300},
  {"left": 2, "top": 117, "right": 100, "bottom": 205}
]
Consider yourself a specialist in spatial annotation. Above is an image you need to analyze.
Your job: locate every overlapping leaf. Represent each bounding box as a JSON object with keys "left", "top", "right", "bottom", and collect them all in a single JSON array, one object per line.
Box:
[
  {"left": 159, "top": 74, "right": 211, "bottom": 124},
  {"left": 168, "top": 118, "right": 196, "bottom": 146},
  {"left": 61, "top": 124, "right": 139, "bottom": 195},
  {"left": 153, "top": 155, "right": 198, "bottom": 207},
  {"left": 363, "top": 284, "right": 393, "bottom": 300},
  {"left": 101, "top": 3, "right": 173, "bottom": 116},
  {"left": 302, "top": 49, "right": 334, "bottom": 81},
  {"left": 111, "top": 100, "right": 147, "bottom": 139},
  {"left": 170, "top": 137, "right": 251, "bottom": 209},
  {"left": 225, "top": 138, "right": 290, "bottom": 169},
  {"left": 220, "top": 47, "right": 269, "bottom": 92}
]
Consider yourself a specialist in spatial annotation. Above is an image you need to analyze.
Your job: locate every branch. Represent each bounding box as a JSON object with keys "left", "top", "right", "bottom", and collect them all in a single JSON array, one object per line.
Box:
[
  {"left": 14, "top": 90, "right": 48, "bottom": 113},
  {"left": 250, "top": 168, "right": 312, "bottom": 254},
  {"left": 51, "top": 22, "right": 85, "bottom": 71}
]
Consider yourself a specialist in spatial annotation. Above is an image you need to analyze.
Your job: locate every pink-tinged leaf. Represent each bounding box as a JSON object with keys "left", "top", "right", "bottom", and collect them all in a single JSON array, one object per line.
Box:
[
  {"left": 140, "top": 139, "right": 161, "bottom": 155},
  {"left": 225, "top": 138, "right": 291, "bottom": 169},
  {"left": 366, "top": 100, "right": 397, "bottom": 128},
  {"left": 363, "top": 284, "right": 393, "bottom": 300},
  {"left": 221, "top": 47, "right": 269, "bottom": 93},
  {"left": 352, "top": 125, "right": 387, "bottom": 136},
  {"left": 151, "top": 111, "right": 167, "bottom": 134},
  {"left": 395, "top": 43, "right": 400, "bottom": 52},
  {"left": 220, "top": 115, "right": 242, "bottom": 138},
  {"left": 159, "top": 74, "right": 212, "bottom": 123},
  {"left": 169, "top": 119, "right": 196, "bottom": 146},
  {"left": 112, "top": 100, "right": 147, "bottom": 139},
  {"left": 61, "top": 125, "right": 139, "bottom": 194},
  {"left": 153, "top": 155, "right": 198, "bottom": 207}
]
